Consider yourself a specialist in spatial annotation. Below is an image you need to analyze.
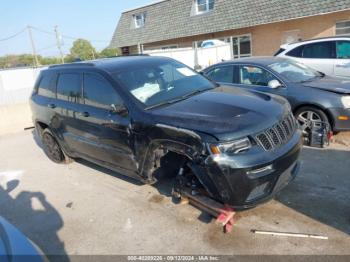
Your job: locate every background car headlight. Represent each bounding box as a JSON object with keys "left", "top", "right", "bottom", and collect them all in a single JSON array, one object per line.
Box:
[
  {"left": 208, "top": 137, "right": 252, "bottom": 155},
  {"left": 341, "top": 96, "right": 350, "bottom": 108}
]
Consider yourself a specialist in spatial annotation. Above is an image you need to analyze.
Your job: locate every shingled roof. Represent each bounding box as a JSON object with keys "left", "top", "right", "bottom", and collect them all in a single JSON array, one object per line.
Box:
[{"left": 110, "top": 0, "right": 350, "bottom": 48}]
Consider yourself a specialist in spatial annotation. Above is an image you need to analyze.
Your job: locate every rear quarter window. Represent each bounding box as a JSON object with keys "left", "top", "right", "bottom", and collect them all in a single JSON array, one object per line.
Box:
[
  {"left": 286, "top": 45, "right": 303, "bottom": 57},
  {"left": 274, "top": 48, "right": 286, "bottom": 56},
  {"left": 37, "top": 73, "right": 56, "bottom": 98}
]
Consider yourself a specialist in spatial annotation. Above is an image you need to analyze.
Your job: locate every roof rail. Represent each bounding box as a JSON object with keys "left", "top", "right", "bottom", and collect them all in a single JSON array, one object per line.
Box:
[
  {"left": 49, "top": 62, "right": 95, "bottom": 69},
  {"left": 289, "top": 36, "right": 350, "bottom": 45}
]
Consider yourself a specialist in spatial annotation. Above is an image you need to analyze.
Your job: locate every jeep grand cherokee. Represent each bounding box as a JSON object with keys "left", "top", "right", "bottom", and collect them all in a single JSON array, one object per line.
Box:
[{"left": 30, "top": 56, "right": 302, "bottom": 209}]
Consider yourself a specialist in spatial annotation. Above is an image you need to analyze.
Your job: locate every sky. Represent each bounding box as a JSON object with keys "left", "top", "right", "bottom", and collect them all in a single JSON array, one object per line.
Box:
[{"left": 0, "top": 0, "right": 154, "bottom": 57}]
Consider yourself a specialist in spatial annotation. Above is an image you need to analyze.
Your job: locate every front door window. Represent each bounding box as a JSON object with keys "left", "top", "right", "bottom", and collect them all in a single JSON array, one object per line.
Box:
[{"left": 239, "top": 66, "right": 275, "bottom": 86}]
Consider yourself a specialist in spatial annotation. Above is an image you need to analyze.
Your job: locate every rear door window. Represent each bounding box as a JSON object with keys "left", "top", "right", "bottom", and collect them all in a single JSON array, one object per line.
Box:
[
  {"left": 336, "top": 41, "right": 350, "bottom": 59},
  {"left": 302, "top": 41, "right": 335, "bottom": 59},
  {"left": 206, "top": 65, "right": 234, "bottom": 83},
  {"left": 83, "top": 73, "right": 123, "bottom": 109},
  {"left": 56, "top": 73, "right": 82, "bottom": 103},
  {"left": 37, "top": 73, "right": 56, "bottom": 98}
]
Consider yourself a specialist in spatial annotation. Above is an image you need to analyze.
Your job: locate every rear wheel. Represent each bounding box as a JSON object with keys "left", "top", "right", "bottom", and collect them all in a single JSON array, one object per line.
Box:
[
  {"left": 295, "top": 106, "right": 330, "bottom": 136},
  {"left": 41, "top": 129, "right": 66, "bottom": 163}
]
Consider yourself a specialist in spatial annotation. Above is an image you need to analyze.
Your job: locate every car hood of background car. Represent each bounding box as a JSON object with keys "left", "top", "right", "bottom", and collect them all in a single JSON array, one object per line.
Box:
[
  {"left": 303, "top": 76, "right": 350, "bottom": 94},
  {"left": 149, "top": 86, "right": 289, "bottom": 141}
]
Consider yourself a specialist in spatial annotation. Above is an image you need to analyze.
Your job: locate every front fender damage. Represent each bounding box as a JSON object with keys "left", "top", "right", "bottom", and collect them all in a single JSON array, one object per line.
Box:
[{"left": 137, "top": 124, "right": 207, "bottom": 183}]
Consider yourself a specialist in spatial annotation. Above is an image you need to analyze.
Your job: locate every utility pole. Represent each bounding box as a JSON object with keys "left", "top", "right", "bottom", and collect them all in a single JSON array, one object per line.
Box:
[
  {"left": 54, "top": 26, "right": 65, "bottom": 64},
  {"left": 27, "top": 26, "right": 39, "bottom": 67}
]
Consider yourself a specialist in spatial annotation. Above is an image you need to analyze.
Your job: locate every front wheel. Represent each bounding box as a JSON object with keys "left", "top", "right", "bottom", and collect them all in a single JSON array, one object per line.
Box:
[{"left": 294, "top": 106, "right": 330, "bottom": 137}]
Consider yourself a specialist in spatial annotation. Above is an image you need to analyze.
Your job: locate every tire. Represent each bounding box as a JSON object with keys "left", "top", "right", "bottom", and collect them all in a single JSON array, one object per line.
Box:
[
  {"left": 294, "top": 106, "right": 330, "bottom": 136},
  {"left": 41, "top": 129, "right": 66, "bottom": 164}
]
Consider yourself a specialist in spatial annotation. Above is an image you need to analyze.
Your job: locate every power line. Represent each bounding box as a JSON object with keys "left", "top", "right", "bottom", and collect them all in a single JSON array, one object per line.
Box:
[
  {"left": 30, "top": 26, "right": 55, "bottom": 36},
  {"left": 37, "top": 44, "right": 57, "bottom": 52},
  {"left": 30, "top": 25, "right": 109, "bottom": 43},
  {"left": 61, "top": 34, "right": 109, "bottom": 43},
  {"left": 0, "top": 28, "right": 27, "bottom": 42},
  {"left": 1, "top": 26, "right": 110, "bottom": 44}
]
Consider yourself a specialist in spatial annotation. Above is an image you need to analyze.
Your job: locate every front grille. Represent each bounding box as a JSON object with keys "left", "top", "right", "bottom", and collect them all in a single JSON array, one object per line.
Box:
[{"left": 256, "top": 114, "right": 297, "bottom": 151}]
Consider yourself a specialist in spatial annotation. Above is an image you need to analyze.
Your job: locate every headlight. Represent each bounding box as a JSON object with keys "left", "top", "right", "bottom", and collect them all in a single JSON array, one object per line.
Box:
[
  {"left": 208, "top": 137, "right": 252, "bottom": 155},
  {"left": 341, "top": 96, "right": 350, "bottom": 108}
]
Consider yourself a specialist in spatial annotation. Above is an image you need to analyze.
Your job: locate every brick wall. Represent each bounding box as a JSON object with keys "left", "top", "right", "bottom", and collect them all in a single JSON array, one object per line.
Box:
[{"left": 137, "top": 10, "right": 350, "bottom": 56}]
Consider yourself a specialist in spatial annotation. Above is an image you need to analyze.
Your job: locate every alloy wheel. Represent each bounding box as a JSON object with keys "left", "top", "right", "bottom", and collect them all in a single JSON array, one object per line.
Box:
[
  {"left": 297, "top": 111, "right": 322, "bottom": 135},
  {"left": 42, "top": 133, "right": 63, "bottom": 162}
]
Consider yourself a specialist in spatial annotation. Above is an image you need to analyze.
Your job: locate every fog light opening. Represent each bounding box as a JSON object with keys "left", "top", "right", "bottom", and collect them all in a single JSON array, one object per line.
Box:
[{"left": 246, "top": 182, "right": 270, "bottom": 202}]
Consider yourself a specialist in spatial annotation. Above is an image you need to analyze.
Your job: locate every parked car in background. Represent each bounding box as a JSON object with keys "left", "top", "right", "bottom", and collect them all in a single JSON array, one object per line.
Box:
[
  {"left": 202, "top": 57, "right": 350, "bottom": 138},
  {"left": 30, "top": 56, "right": 302, "bottom": 209},
  {"left": 200, "top": 39, "right": 226, "bottom": 48},
  {"left": 275, "top": 37, "right": 350, "bottom": 78},
  {"left": 0, "top": 217, "right": 45, "bottom": 261}
]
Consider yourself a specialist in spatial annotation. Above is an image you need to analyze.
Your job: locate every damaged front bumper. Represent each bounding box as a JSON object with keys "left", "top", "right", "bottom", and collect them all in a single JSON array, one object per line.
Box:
[{"left": 191, "top": 130, "right": 303, "bottom": 210}]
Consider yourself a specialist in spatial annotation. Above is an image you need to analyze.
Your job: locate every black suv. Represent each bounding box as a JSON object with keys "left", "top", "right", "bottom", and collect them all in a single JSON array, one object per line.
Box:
[{"left": 30, "top": 56, "right": 302, "bottom": 209}]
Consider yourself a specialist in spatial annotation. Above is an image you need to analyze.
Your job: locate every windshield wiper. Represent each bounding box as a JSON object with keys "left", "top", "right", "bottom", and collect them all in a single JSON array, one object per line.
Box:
[
  {"left": 145, "top": 88, "right": 213, "bottom": 110},
  {"left": 180, "top": 88, "right": 212, "bottom": 99}
]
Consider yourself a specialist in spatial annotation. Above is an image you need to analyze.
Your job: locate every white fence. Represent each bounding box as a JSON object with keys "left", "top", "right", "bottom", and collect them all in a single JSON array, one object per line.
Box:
[
  {"left": 0, "top": 45, "right": 231, "bottom": 106},
  {"left": 0, "top": 67, "right": 45, "bottom": 105},
  {"left": 144, "top": 44, "right": 232, "bottom": 69}
]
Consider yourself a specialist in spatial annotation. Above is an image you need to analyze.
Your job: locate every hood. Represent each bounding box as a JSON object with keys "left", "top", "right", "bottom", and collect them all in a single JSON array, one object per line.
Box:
[
  {"left": 303, "top": 76, "right": 350, "bottom": 94},
  {"left": 149, "top": 86, "right": 290, "bottom": 141}
]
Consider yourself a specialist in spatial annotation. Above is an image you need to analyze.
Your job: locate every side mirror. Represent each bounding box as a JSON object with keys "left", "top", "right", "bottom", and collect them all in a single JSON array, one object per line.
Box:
[
  {"left": 268, "top": 79, "right": 283, "bottom": 89},
  {"left": 111, "top": 104, "right": 128, "bottom": 117}
]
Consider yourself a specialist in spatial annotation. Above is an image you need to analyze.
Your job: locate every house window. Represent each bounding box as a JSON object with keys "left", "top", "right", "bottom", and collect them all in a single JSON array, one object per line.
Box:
[
  {"left": 232, "top": 35, "right": 252, "bottom": 58},
  {"left": 134, "top": 13, "right": 146, "bottom": 28},
  {"left": 196, "top": 0, "right": 214, "bottom": 14},
  {"left": 336, "top": 20, "right": 350, "bottom": 36}
]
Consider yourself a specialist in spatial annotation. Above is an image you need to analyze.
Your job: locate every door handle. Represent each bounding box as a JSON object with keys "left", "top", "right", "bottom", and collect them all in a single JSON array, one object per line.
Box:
[
  {"left": 79, "top": 112, "right": 90, "bottom": 117},
  {"left": 47, "top": 103, "right": 56, "bottom": 109}
]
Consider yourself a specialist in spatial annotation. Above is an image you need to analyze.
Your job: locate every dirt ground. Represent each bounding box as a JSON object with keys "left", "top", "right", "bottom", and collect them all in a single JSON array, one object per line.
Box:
[{"left": 0, "top": 130, "right": 349, "bottom": 257}]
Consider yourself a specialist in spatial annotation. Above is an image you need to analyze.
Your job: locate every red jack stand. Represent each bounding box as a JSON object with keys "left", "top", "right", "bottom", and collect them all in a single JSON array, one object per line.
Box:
[
  {"left": 180, "top": 189, "right": 236, "bottom": 233},
  {"left": 215, "top": 207, "right": 235, "bottom": 233}
]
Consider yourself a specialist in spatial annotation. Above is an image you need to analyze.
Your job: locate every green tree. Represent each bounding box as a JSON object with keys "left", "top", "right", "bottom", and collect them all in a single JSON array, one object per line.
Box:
[
  {"left": 98, "top": 47, "right": 120, "bottom": 58},
  {"left": 40, "top": 57, "right": 60, "bottom": 65},
  {"left": 64, "top": 54, "right": 75, "bottom": 63},
  {"left": 70, "top": 39, "right": 96, "bottom": 61}
]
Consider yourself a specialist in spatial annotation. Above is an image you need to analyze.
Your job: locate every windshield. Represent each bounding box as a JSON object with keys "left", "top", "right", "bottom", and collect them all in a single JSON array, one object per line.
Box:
[
  {"left": 269, "top": 60, "right": 322, "bottom": 83},
  {"left": 113, "top": 59, "right": 215, "bottom": 108}
]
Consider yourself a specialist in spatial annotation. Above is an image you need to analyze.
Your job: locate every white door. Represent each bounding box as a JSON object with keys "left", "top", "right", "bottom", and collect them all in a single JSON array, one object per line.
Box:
[
  {"left": 294, "top": 57, "right": 334, "bottom": 75},
  {"left": 334, "top": 40, "right": 350, "bottom": 78}
]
